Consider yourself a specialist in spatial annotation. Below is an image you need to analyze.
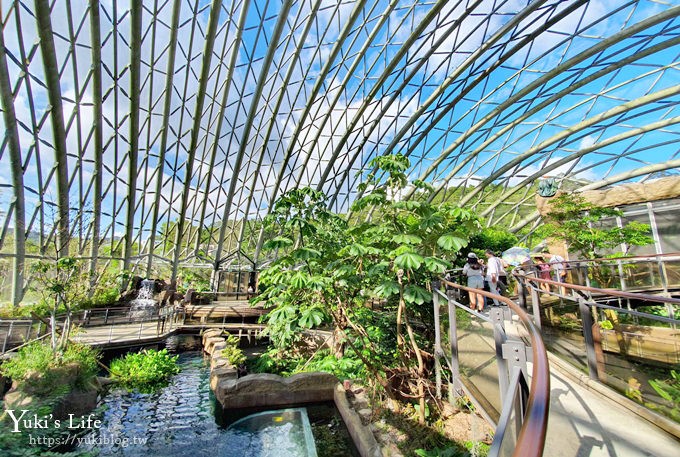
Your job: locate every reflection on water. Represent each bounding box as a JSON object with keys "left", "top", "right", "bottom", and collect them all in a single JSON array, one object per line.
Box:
[{"left": 80, "top": 353, "right": 227, "bottom": 456}]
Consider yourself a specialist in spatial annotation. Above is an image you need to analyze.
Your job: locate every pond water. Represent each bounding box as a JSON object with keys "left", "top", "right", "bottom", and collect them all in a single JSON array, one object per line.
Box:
[{"left": 79, "top": 339, "right": 357, "bottom": 457}]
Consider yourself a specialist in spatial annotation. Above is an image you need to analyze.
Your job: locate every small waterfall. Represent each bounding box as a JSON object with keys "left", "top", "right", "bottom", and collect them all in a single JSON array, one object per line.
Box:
[{"left": 129, "top": 279, "right": 159, "bottom": 319}]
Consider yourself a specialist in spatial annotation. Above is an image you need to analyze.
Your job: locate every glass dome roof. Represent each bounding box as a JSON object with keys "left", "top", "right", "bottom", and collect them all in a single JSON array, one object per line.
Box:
[{"left": 0, "top": 0, "right": 678, "bottom": 302}]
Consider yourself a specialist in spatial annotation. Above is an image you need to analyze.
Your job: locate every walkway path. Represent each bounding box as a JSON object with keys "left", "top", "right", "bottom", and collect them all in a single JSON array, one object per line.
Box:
[
  {"left": 455, "top": 313, "right": 679, "bottom": 455},
  {"left": 71, "top": 321, "right": 265, "bottom": 348},
  {"left": 544, "top": 357, "right": 679, "bottom": 456}
]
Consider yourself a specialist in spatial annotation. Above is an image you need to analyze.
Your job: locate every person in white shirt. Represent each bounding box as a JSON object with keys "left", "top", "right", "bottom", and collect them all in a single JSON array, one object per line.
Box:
[
  {"left": 545, "top": 249, "right": 568, "bottom": 294},
  {"left": 485, "top": 249, "right": 506, "bottom": 306}
]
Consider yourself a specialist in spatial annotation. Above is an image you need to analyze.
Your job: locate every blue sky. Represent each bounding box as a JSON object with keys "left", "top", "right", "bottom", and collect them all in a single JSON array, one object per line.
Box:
[{"left": 0, "top": 0, "right": 678, "bottom": 262}]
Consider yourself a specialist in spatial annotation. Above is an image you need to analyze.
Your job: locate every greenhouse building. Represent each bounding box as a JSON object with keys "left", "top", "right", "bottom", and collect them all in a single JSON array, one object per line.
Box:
[{"left": 0, "top": 1, "right": 679, "bottom": 456}]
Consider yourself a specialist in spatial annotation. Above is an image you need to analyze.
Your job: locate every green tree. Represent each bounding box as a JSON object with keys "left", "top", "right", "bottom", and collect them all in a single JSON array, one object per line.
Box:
[
  {"left": 537, "top": 193, "right": 653, "bottom": 259},
  {"left": 465, "top": 226, "right": 518, "bottom": 261},
  {"left": 255, "top": 154, "right": 480, "bottom": 423},
  {"left": 31, "top": 257, "right": 86, "bottom": 350}
]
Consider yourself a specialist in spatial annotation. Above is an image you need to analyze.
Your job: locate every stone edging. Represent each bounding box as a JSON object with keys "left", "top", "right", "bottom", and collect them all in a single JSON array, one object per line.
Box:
[
  {"left": 334, "top": 384, "right": 382, "bottom": 457},
  {"left": 547, "top": 352, "right": 680, "bottom": 440},
  {"left": 200, "top": 329, "right": 382, "bottom": 457}
]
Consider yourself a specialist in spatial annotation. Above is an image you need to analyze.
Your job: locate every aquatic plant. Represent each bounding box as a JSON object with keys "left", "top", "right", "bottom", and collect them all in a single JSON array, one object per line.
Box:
[{"left": 109, "top": 348, "right": 180, "bottom": 392}]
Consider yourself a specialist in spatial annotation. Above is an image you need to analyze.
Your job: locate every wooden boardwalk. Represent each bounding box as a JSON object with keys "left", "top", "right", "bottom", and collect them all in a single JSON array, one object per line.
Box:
[{"left": 71, "top": 320, "right": 266, "bottom": 349}]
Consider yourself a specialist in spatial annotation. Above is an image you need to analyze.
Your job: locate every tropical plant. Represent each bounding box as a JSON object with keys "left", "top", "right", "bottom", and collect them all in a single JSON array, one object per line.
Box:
[
  {"left": 30, "top": 257, "right": 86, "bottom": 349},
  {"left": 254, "top": 153, "right": 480, "bottom": 423},
  {"left": 109, "top": 348, "right": 180, "bottom": 392},
  {"left": 465, "top": 227, "right": 518, "bottom": 261}
]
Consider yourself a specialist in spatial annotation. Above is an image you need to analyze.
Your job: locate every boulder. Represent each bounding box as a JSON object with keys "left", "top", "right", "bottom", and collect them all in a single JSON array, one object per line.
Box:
[
  {"left": 210, "top": 366, "right": 238, "bottom": 391},
  {"left": 215, "top": 372, "right": 338, "bottom": 409},
  {"left": 204, "top": 336, "right": 225, "bottom": 354}
]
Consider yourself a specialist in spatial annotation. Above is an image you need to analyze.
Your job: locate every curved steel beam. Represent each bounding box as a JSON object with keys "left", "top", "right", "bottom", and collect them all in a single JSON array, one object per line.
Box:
[
  {"left": 422, "top": 6, "right": 680, "bottom": 201},
  {"left": 190, "top": 0, "right": 242, "bottom": 257},
  {"left": 265, "top": 0, "right": 370, "bottom": 207},
  {"left": 0, "top": 17, "right": 26, "bottom": 306},
  {"left": 34, "top": 0, "right": 70, "bottom": 257},
  {"left": 146, "top": 0, "right": 182, "bottom": 275},
  {"left": 123, "top": 0, "right": 143, "bottom": 273},
  {"left": 237, "top": 0, "right": 324, "bottom": 265},
  {"left": 459, "top": 84, "right": 680, "bottom": 206},
  {"left": 510, "top": 158, "right": 680, "bottom": 233},
  {"left": 88, "top": 0, "right": 103, "bottom": 279},
  {"left": 334, "top": 0, "right": 551, "bottom": 205},
  {"left": 481, "top": 116, "right": 680, "bottom": 218},
  {"left": 171, "top": 0, "right": 224, "bottom": 279},
  {"left": 324, "top": 0, "right": 484, "bottom": 207},
  {"left": 316, "top": 0, "right": 466, "bottom": 195},
  {"left": 215, "top": 0, "right": 293, "bottom": 264}
]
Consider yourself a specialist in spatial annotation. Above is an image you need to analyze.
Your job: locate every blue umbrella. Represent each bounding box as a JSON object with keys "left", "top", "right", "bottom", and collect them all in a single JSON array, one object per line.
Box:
[{"left": 502, "top": 246, "right": 531, "bottom": 266}]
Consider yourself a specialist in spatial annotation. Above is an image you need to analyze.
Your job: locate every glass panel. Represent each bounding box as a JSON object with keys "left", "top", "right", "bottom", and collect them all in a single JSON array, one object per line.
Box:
[
  {"left": 621, "top": 260, "right": 660, "bottom": 290},
  {"left": 656, "top": 210, "right": 680, "bottom": 253},
  {"left": 594, "top": 308, "right": 680, "bottom": 422},
  {"left": 663, "top": 259, "right": 680, "bottom": 290},
  {"left": 621, "top": 213, "right": 657, "bottom": 256},
  {"left": 540, "top": 301, "right": 589, "bottom": 374},
  {"left": 456, "top": 309, "right": 501, "bottom": 422},
  {"left": 496, "top": 397, "right": 519, "bottom": 457}
]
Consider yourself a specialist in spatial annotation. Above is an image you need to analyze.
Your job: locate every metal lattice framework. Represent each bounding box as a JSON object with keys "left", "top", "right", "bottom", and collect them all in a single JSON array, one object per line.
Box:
[{"left": 0, "top": 0, "right": 679, "bottom": 304}]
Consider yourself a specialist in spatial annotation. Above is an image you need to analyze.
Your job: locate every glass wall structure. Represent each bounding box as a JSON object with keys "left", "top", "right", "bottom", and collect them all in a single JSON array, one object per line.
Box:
[{"left": 0, "top": 1, "right": 679, "bottom": 303}]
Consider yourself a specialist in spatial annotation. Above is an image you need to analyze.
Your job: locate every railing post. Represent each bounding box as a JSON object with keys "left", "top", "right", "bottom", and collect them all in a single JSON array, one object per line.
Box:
[
  {"left": 494, "top": 324, "right": 510, "bottom": 403},
  {"left": 517, "top": 276, "right": 527, "bottom": 309},
  {"left": 433, "top": 283, "right": 442, "bottom": 399},
  {"left": 447, "top": 290, "right": 461, "bottom": 398},
  {"left": 658, "top": 256, "right": 669, "bottom": 296},
  {"left": 616, "top": 259, "right": 627, "bottom": 292},
  {"left": 2, "top": 322, "right": 12, "bottom": 353},
  {"left": 138, "top": 321, "right": 143, "bottom": 339},
  {"left": 108, "top": 325, "right": 113, "bottom": 343},
  {"left": 529, "top": 282, "right": 542, "bottom": 330},
  {"left": 578, "top": 298, "right": 600, "bottom": 380},
  {"left": 104, "top": 308, "right": 109, "bottom": 325}
]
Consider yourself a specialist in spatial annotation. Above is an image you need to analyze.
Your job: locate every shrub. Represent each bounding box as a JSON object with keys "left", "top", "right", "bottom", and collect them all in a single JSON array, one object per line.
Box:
[
  {"left": 109, "top": 348, "right": 180, "bottom": 392},
  {"left": 0, "top": 341, "right": 100, "bottom": 391},
  {"left": 221, "top": 334, "right": 246, "bottom": 366}
]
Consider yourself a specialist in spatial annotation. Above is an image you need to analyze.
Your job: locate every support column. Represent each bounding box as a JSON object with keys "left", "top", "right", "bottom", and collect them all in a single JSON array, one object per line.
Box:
[
  {"left": 0, "top": 22, "right": 26, "bottom": 306},
  {"left": 34, "top": 0, "right": 70, "bottom": 257}
]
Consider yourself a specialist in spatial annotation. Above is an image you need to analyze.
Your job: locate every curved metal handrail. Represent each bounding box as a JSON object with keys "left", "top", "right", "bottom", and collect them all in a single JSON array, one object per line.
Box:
[
  {"left": 440, "top": 279, "right": 550, "bottom": 457},
  {"left": 512, "top": 267, "right": 680, "bottom": 438},
  {"left": 515, "top": 270, "right": 680, "bottom": 306}
]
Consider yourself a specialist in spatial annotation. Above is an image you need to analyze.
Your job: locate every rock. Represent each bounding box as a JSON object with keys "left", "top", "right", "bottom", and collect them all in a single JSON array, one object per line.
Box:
[
  {"left": 211, "top": 356, "right": 230, "bottom": 370},
  {"left": 3, "top": 389, "right": 35, "bottom": 409},
  {"left": 51, "top": 387, "right": 98, "bottom": 419},
  {"left": 215, "top": 372, "right": 338, "bottom": 409},
  {"left": 212, "top": 342, "right": 227, "bottom": 353},
  {"left": 204, "top": 336, "right": 226, "bottom": 354},
  {"left": 3, "top": 385, "right": 98, "bottom": 420},
  {"left": 210, "top": 367, "right": 238, "bottom": 391}
]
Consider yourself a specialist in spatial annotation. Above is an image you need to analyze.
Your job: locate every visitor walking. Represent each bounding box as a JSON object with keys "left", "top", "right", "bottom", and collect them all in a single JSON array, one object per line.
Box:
[
  {"left": 463, "top": 253, "right": 485, "bottom": 312},
  {"left": 485, "top": 249, "right": 506, "bottom": 306},
  {"left": 535, "top": 255, "right": 552, "bottom": 293},
  {"left": 546, "top": 249, "right": 568, "bottom": 294}
]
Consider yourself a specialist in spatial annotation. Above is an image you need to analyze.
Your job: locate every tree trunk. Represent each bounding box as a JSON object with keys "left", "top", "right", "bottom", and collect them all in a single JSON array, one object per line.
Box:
[
  {"left": 405, "top": 312, "right": 426, "bottom": 424},
  {"left": 50, "top": 311, "right": 57, "bottom": 350}
]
